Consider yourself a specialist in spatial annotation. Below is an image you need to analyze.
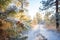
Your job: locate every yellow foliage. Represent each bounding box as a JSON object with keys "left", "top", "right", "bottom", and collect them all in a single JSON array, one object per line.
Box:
[
  {"left": 14, "top": 12, "right": 30, "bottom": 21},
  {"left": 16, "top": 1, "right": 21, "bottom": 7},
  {"left": 31, "top": 17, "right": 38, "bottom": 25},
  {"left": 0, "top": 19, "right": 12, "bottom": 30}
]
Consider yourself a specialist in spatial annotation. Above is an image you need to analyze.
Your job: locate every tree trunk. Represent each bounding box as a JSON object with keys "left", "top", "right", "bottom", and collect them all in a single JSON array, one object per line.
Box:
[{"left": 56, "top": 0, "right": 59, "bottom": 28}]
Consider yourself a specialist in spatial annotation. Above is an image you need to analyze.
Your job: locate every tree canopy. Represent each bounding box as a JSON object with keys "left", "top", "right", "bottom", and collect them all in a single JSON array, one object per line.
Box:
[
  {"left": 39, "top": 0, "right": 55, "bottom": 10},
  {"left": 0, "top": 0, "right": 12, "bottom": 10}
]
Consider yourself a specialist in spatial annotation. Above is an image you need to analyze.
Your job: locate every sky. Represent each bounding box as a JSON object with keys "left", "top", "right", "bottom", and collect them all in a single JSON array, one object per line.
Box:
[
  {"left": 28, "top": 0, "right": 41, "bottom": 19},
  {"left": 28, "top": 0, "right": 56, "bottom": 19}
]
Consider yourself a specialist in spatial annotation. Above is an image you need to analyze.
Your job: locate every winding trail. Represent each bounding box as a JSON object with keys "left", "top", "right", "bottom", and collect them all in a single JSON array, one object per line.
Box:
[{"left": 27, "top": 23, "right": 60, "bottom": 40}]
